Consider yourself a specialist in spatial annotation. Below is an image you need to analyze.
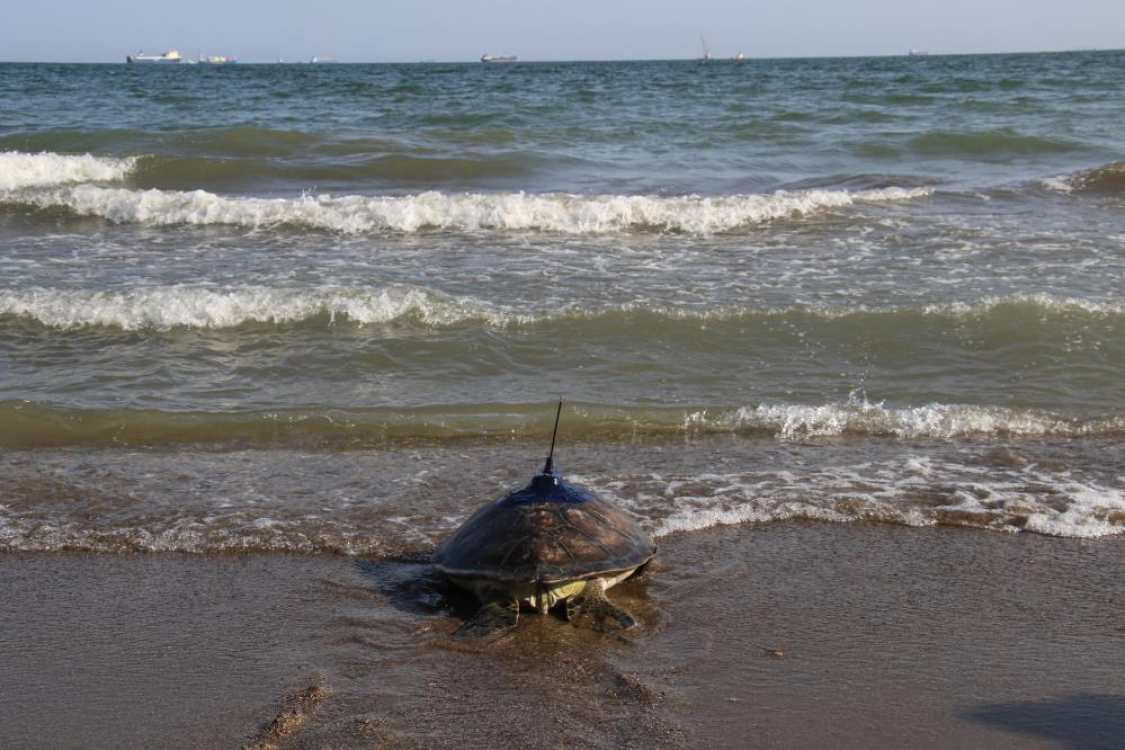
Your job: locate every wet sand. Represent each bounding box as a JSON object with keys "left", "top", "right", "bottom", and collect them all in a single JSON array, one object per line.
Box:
[{"left": 2, "top": 523, "right": 1124, "bottom": 749}]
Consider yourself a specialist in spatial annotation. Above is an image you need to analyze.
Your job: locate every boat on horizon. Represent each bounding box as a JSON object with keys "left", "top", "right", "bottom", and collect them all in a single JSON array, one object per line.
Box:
[
  {"left": 481, "top": 53, "right": 517, "bottom": 63},
  {"left": 310, "top": 55, "right": 338, "bottom": 64},
  {"left": 197, "top": 54, "right": 237, "bottom": 65},
  {"left": 126, "top": 49, "right": 183, "bottom": 64}
]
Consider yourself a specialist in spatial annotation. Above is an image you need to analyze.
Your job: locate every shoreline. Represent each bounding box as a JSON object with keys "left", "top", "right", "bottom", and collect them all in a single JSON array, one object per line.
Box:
[{"left": 3, "top": 522, "right": 1123, "bottom": 749}]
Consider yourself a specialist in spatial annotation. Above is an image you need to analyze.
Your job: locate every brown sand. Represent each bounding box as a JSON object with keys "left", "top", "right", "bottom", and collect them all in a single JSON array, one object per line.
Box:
[{"left": 2, "top": 523, "right": 1123, "bottom": 749}]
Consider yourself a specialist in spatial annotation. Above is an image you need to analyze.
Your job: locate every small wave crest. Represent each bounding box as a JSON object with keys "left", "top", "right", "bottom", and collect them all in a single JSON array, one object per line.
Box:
[
  {"left": 908, "top": 129, "right": 1084, "bottom": 159},
  {"left": 0, "top": 151, "right": 137, "bottom": 190},
  {"left": 2, "top": 287, "right": 1122, "bottom": 331},
  {"left": 2, "top": 399, "right": 1122, "bottom": 449},
  {"left": 1042, "top": 161, "right": 1125, "bottom": 195},
  {"left": 0, "top": 284, "right": 517, "bottom": 330},
  {"left": 685, "top": 398, "right": 1125, "bottom": 440},
  {"left": 5, "top": 184, "right": 932, "bottom": 234}
]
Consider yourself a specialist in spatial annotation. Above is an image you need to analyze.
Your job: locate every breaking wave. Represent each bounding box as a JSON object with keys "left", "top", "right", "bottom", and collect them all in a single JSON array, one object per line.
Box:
[
  {"left": 0, "top": 151, "right": 137, "bottom": 190},
  {"left": 2, "top": 286, "right": 1122, "bottom": 331},
  {"left": 4, "top": 183, "right": 932, "bottom": 234},
  {"left": 1042, "top": 160, "right": 1125, "bottom": 195},
  {"left": 0, "top": 284, "right": 518, "bottom": 330},
  {"left": 682, "top": 400, "right": 1125, "bottom": 440}
]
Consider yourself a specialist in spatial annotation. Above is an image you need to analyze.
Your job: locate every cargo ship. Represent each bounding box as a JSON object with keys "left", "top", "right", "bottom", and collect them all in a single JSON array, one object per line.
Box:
[
  {"left": 480, "top": 53, "right": 517, "bottom": 63},
  {"left": 126, "top": 49, "right": 183, "bottom": 64},
  {"left": 198, "top": 55, "right": 237, "bottom": 65}
]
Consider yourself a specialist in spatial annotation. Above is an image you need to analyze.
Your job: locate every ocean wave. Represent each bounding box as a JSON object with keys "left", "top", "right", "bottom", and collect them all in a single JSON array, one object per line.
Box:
[
  {"left": 0, "top": 151, "right": 136, "bottom": 190},
  {"left": 0, "top": 284, "right": 519, "bottom": 330},
  {"left": 2, "top": 286, "right": 1122, "bottom": 331},
  {"left": 2, "top": 399, "right": 1122, "bottom": 449},
  {"left": 1041, "top": 161, "right": 1125, "bottom": 195},
  {"left": 685, "top": 399, "right": 1125, "bottom": 440},
  {"left": 126, "top": 151, "right": 568, "bottom": 189},
  {"left": 4, "top": 184, "right": 933, "bottom": 234},
  {"left": 0, "top": 128, "right": 331, "bottom": 158},
  {"left": 908, "top": 129, "right": 1084, "bottom": 159}
]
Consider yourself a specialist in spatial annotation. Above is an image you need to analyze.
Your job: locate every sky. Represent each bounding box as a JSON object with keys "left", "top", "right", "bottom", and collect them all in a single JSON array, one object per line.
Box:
[{"left": 2, "top": 0, "right": 1123, "bottom": 63}]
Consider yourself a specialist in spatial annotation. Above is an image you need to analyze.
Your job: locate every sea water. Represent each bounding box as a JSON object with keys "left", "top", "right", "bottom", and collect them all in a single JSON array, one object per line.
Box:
[{"left": 1, "top": 53, "right": 1123, "bottom": 552}]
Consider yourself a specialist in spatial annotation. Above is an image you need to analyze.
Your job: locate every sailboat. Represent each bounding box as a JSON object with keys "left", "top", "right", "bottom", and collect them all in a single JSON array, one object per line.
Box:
[{"left": 700, "top": 34, "right": 712, "bottom": 62}]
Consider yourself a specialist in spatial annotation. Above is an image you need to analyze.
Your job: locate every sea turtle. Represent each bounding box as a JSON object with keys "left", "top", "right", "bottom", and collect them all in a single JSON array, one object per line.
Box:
[{"left": 432, "top": 403, "right": 656, "bottom": 638}]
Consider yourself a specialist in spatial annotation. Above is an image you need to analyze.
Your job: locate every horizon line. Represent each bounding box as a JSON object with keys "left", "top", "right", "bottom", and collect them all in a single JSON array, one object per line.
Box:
[{"left": 1, "top": 46, "right": 1121, "bottom": 66}]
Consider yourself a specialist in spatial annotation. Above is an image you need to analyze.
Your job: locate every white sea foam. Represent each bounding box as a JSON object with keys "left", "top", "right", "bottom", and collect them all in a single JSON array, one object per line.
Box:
[
  {"left": 585, "top": 461, "right": 1125, "bottom": 540},
  {"left": 5, "top": 284, "right": 1123, "bottom": 332},
  {"left": 919, "top": 293, "right": 1125, "bottom": 317},
  {"left": 1039, "top": 175, "right": 1075, "bottom": 194},
  {"left": 0, "top": 151, "right": 136, "bottom": 190},
  {"left": 0, "top": 284, "right": 520, "bottom": 330},
  {"left": 11, "top": 184, "right": 933, "bottom": 234},
  {"left": 683, "top": 398, "right": 1122, "bottom": 440}
]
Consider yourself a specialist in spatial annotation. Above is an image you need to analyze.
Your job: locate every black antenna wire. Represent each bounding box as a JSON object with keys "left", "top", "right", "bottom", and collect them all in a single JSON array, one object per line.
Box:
[{"left": 543, "top": 398, "right": 564, "bottom": 474}]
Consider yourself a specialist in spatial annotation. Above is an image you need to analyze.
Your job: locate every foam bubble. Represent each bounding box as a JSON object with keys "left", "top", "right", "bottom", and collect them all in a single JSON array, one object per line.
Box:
[
  {"left": 0, "top": 151, "right": 136, "bottom": 190},
  {"left": 11, "top": 184, "right": 932, "bottom": 234}
]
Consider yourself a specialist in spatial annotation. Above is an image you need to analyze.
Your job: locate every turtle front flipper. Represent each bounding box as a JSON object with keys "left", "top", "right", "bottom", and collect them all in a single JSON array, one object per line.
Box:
[
  {"left": 455, "top": 594, "right": 519, "bottom": 640},
  {"left": 566, "top": 578, "right": 637, "bottom": 632}
]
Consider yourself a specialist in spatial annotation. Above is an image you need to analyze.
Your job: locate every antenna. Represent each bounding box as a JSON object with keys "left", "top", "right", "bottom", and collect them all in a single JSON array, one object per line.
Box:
[{"left": 543, "top": 398, "right": 564, "bottom": 474}]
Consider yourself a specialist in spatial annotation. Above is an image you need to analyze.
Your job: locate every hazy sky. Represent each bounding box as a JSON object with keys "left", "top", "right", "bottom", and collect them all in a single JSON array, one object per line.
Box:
[{"left": 3, "top": 0, "right": 1123, "bottom": 62}]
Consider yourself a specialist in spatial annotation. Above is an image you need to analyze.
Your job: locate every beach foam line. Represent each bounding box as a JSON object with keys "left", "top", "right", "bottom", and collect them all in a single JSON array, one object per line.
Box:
[
  {"left": 5, "top": 450, "right": 1121, "bottom": 554},
  {"left": 5, "top": 184, "right": 932, "bottom": 234},
  {"left": 620, "top": 471, "right": 1125, "bottom": 540},
  {"left": 2, "top": 286, "right": 1123, "bottom": 331},
  {"left": 0, "top": 151, "right": 137, "bottom": 190}
]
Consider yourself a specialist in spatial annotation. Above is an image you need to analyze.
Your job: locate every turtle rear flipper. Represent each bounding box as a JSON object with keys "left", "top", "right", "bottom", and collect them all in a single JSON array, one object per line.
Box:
[
  {"left": 455, "top": 597, "right": 519, "bottom": 640},
  {"left": 567, "top": 579, "right": 636, "bottom": 632}
]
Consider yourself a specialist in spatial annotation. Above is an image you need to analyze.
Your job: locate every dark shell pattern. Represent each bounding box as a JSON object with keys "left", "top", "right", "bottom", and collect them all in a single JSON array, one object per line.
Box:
[{"left": 432, "top": 470, "right": 656, "bottom": 585}]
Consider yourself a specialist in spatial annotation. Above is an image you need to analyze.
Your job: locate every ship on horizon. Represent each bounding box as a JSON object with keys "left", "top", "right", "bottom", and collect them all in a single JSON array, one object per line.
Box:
[
  {"left": 481, "top": 53, "right": 517, "bottom": 63},
  {"left": 197, "top": 54, "right": 237, "bottom": 65},
  {"left": 126, "top": 49, "right": 183, "bottom": 64}
]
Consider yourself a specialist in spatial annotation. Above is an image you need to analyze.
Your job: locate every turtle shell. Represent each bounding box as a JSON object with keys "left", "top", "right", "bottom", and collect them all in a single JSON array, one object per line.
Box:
[{"left": 432, "top": 470, "right": 656, "bottom": 585}]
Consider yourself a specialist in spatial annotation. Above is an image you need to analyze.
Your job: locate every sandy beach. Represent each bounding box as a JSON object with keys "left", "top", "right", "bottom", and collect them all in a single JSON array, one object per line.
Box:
[{"left": 3, "top": 522, "right": 1123, "bottom": 749}]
